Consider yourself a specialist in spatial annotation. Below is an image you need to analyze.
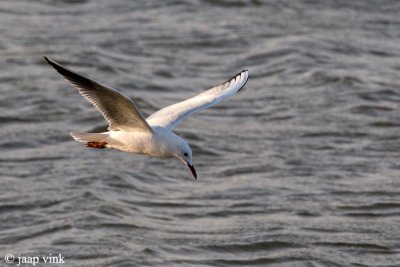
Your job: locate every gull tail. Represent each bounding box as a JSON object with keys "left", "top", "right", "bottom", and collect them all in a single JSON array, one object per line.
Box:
[{"left": 70, "top": 132, "right": 109, "bottom": 149}]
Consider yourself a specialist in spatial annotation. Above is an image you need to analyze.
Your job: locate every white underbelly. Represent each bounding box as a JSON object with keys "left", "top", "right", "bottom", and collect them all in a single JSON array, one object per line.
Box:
[{"left": 107, "top": 130, "right": 171, "bottom": 158}]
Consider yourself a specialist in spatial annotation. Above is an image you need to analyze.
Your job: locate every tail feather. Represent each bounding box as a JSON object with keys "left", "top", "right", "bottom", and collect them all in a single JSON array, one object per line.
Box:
[{"left": 70, "top": 132, "right": 108, "bottom": 143}]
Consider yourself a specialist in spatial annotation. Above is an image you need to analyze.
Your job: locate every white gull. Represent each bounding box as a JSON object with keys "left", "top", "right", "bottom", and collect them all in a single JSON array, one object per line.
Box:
[{"left": 44, "top": 57, "right": 249, "bottom": 179}]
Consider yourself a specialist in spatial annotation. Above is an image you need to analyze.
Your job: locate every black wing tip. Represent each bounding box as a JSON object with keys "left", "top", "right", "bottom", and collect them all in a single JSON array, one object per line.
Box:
[
  {"left": 43, "top": 56, "right": 55, "bottom": 66},
  {"left": 44, "top": 56, "right": 93, "bottom": 87},
  {"left": 237, "top": 69, "right": 249, "bottom": 92},
  {"left": 44, "top": 55, "right": 65, "bottom": 73},
  {"left": 44, "top": 56, "right": 63, "bottom": 71},
  {"left": 43, "top": 56, "right": 52, "bottom": 67},
  {"left": 241, "top": 69, "right": 249, "bottom": 80},
  {"left": 237, "top": 69, "right": 248, "bottom": 76},
  {"left": 227, "top": 69, "right": 248, "bottom": 82}
]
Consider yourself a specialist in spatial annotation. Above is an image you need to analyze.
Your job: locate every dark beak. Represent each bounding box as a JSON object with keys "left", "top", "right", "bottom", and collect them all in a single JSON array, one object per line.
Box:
[{"left": 187, "top": 163, "right": 197, "bottom": 179}]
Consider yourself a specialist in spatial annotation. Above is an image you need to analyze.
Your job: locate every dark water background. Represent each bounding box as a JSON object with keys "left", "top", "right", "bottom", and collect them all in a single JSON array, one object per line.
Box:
[{"left": 1, "top": 0, "right": 400, "bottom": 266}]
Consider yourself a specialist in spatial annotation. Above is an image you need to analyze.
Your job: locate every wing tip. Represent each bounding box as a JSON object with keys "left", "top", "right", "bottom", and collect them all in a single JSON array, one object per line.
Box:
[
  {"left": 44, "top": 56, "right": 93, "bottom": 88},
  {"left": 237, "top": 69, "right": 249, "bottom": 92},
  {"left": 235, "top": 69, "right": 249, "bottom": 80},
  {"left": 43, "top": 56, "right": 58, "bottom": 67},
  {"left": 44, "top": 56, "right": 65, "bottom": 73},
  {"left": 224, "top": 69, "right": 248, "bottom": 85},
  {"left": 241, "top": 69, "right": 249, "bottom": 79}
]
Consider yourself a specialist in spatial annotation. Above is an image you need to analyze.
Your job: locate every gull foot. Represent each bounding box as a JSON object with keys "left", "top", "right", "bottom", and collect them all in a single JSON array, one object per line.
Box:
[{"left": 86, "top": 141, "right": 107, "bottom": 149}]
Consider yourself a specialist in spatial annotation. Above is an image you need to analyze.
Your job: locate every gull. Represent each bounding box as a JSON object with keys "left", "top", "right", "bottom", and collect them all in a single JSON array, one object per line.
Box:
[{"left": 44, "top": 57, "right": 249, "bottom": 179}]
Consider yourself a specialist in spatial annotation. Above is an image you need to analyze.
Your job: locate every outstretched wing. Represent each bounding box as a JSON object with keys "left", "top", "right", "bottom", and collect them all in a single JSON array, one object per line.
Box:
[
  {"left": 45, "top": 57, "right": 152, "bottom": 133},
  {"left": 146, "top": 70, "right": 249, "bottom": 129}
]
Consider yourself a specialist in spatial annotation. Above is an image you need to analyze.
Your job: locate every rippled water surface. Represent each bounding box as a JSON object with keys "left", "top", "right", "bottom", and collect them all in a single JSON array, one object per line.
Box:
[{"left": 1, "top": 0, "right": 400, "bottom": 266}]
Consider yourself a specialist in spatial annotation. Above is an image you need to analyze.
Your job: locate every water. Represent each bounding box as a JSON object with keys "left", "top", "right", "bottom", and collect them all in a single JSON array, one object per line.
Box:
[{"left": 1, "top": 0, "right": 400, "bottom": 266}]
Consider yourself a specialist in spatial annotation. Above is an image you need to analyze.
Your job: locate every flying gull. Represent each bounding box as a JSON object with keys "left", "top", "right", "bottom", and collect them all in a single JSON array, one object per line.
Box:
[{"left": 44, "top": 57, "right": 249, "bottom": 179}]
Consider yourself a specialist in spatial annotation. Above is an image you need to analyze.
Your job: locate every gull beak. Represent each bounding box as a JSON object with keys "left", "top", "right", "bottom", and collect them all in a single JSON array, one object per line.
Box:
[{"left": 187, "top": 162, "right": 197, "bottom": 180}]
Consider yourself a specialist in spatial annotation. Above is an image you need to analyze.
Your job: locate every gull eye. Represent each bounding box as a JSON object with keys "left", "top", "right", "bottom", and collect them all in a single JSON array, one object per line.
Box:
[{"left": 183, "top": 152, "right": 188, "bottom": 157}]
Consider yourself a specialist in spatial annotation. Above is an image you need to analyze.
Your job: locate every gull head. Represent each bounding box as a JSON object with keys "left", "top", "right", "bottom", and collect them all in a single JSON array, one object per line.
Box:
[{"left": 174, "top": 139, "right": 196, "bottom": 179}]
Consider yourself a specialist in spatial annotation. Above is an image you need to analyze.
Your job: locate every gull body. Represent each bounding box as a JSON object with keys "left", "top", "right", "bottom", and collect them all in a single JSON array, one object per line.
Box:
[
  {"left": 45, "top": 57, "right": 249, "bottom": 179},
  {"left": 81, "top": 126, "right": 190, "bottom": 158}
]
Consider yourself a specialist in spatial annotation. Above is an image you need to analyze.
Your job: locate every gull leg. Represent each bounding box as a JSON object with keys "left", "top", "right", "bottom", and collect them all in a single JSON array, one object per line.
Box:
[{"left": 86, "top": 141, "right": 108, "bottom": 149}]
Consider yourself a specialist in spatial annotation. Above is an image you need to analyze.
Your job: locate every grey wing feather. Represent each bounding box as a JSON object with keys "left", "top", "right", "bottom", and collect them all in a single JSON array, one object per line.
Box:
[{"left": 44, "top": 57, "right": 152, "bottom": 133}]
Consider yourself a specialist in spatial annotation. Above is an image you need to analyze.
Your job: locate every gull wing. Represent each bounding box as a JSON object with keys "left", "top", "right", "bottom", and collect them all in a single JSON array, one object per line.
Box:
[
  {"left": 146, "top": 70, "right": 249, "bottom": 129},
  {"left": 45, "top": 57, "right": 152, "bottom": 133}
]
